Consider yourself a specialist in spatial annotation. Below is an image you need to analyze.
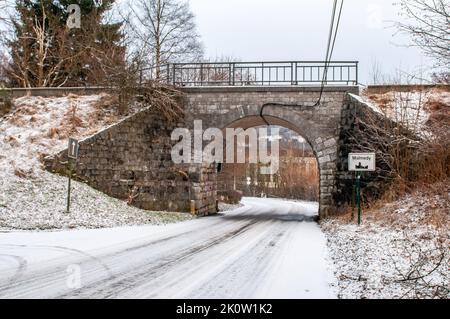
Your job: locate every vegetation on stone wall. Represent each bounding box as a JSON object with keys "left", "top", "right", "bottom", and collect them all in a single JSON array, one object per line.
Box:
[{"left": 340, "top": 91, "right": 450, "bottom": 206}]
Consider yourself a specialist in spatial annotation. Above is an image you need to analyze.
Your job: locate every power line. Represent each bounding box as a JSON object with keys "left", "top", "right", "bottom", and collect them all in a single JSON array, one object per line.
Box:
[
  {"left": 260, "top": 0, "right": 345, "bottom": 125},
  {"left": 315, "top": 0, "right": 344, "bottom": 106}
]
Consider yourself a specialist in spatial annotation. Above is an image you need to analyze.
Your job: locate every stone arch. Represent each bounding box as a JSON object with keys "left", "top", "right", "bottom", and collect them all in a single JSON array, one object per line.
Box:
[
  {"left": 214, "top": 112, "right": 336, "bottom": 218},
  {"left": 182, "top": 86, "right": 358, "bottom": 217}
]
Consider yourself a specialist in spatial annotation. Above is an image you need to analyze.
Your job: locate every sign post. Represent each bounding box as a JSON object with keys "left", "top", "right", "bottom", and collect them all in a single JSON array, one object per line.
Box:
[
  {"left": 67, "top": 138, "right": 79, "bottom": 214},
  {"left": 348, "top": 153, "right": 376, "bottom": 225},
  {"left": 356, "top": 172, "right": 361, "bottom": 225}
]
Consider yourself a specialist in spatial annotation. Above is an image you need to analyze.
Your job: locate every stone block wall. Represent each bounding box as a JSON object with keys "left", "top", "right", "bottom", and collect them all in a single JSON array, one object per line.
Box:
[
  {"left": 0, "top": 90, "right": 12, "bottom": 118},
  {"left": 44, "top": 105, "right": 218, "bottom": 216},
  {"left": 336, "top": 93, "right": 397, "bottom": 206}
]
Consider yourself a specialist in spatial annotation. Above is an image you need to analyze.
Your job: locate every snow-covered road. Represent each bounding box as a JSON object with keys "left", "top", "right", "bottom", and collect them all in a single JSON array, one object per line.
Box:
[{"left": 0, "top": 198, "right": 336, "bottom": 299}]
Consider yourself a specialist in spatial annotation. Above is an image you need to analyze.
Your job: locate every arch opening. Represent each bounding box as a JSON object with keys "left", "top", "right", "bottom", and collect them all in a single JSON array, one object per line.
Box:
[{"left": 217, "top": 116, "right": 321, "bottom": 217}]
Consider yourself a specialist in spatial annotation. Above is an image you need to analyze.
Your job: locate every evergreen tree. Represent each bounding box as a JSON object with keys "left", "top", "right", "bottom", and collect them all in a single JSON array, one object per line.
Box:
[{"left": 8, "top": 0, "right": 125, "bottom": 87}]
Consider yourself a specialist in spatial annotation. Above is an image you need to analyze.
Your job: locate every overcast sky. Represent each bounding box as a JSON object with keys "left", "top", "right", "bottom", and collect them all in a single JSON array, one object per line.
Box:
[{"left": 189, "top": 0, "right": 433, "bottom": 84}]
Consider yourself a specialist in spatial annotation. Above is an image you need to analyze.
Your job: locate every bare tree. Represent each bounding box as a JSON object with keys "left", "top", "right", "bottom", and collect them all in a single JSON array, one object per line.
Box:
[
  {"left": 127, "top": 0, "right": 203, "bottom": 77},
  {"left": 390, "top": 231, "right": 449, "bottom": 299},
  {"left": 0, "top": 0, "right": 13, "bottom": 26},
  {"left": 369, "top": 58, "right": 384, "bottom": 85},
  {"left": 396, "top": 0, "right": 450, "bottom": 68},
  {"left": 0, "top": 0, "right": 13, "bottom": 81}
]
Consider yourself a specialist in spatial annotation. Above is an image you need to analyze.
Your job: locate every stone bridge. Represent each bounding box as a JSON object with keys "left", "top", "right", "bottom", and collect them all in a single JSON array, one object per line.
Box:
[
  {"left": 182, "top": 85, "right": 360, "bottom": 217},
  {"left": 43, "top": 60, "right": 376, "bottom": 218},
  {"left": 44, "top": 83, "right": 377, "bottom": 218}
]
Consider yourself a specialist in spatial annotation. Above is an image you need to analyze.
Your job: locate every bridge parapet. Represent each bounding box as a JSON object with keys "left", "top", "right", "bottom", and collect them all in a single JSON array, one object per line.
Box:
[{"left": 140, "top": 61, "right": 359, "bottom": 87}]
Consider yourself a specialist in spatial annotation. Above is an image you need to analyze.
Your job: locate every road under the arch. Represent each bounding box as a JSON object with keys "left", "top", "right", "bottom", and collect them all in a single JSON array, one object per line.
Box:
[{"left": 0, "top": 198, "right": 336, "bottom": 299}]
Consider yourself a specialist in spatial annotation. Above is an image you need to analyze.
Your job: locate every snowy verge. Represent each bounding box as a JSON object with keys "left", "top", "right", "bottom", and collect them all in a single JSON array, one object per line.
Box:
[
  {"left": 321, "top": 185, "right": 449, "bottom": 299},
  {"left": 218, "top": 202, "right": 244, "bottom": 213},
  {"left": 0, "top": 170, "right": 193, "bottom": 231}
]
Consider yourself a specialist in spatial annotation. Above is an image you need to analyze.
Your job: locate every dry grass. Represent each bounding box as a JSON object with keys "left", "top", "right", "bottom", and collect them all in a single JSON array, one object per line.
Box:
[
  {"left": 330, "top": 180, "right": 449, "bottom": 231},
  {"left": 425, "top": 98, "right": 450, "bottom": 127},
  {"left": 14, "top": 168, "right": 32, "bottom": 179},
  {"left": 92, "top": 93, "right": 119, "bottom": 110},
  {"left": 5, "top": 135, "right": 19, "bottom": 147},
  {"left": 368, "top": 94, "right": 394, "bottom": 110},
  {"left": 47, "top": 127, "right": 62, "bottom": 139}
]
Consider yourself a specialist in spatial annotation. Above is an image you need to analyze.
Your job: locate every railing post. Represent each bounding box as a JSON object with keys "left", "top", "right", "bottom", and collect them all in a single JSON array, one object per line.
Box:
[
  {"left": 229, "top": 63, "right": 232, "bottom": 86},
  {"left": 172, "top": 64, "right": 176, "bottom": 86},
  {"left": 166, "top": 64, "right": 170, "bottom": 84},
  {"left": 355, "top": 62, "right": 359, "bottom": 85},
  {"left": 200, "top": 64, "right": 204, "bottom": 86},
  {"left": 232, "top": 63, "right": 235, "bottom": 86},
  {"left": 262, "top": 62, "right": 264, "bottom": 85},
  {"left": 291, "top": 62, "right": 294, "bottom": 85}
]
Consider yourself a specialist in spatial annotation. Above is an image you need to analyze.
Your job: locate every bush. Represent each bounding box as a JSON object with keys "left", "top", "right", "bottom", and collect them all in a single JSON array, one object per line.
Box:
[
  {"left": 0, "top": 90, "right": 12, "bottom": 118},
  {"left": 218, "top": 190, "right": 243, "bottom": 205}
]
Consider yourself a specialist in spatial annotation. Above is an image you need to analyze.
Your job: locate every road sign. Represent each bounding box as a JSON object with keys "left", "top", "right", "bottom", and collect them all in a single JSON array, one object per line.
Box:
[
  {"left": 68, "top": 138, "right": 79, "bottom": 160},
  {"left": 348, "top": 153, "right": 376, "bottom": 172},
  {"left": 348, "top": 153, "right": 376, "bottom": 226},
  {"left": 67, "top": 138, "right": 79, "bottom": 214}
]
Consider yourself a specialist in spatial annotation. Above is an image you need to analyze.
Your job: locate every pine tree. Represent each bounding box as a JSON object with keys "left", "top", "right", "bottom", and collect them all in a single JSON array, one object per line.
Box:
[{"left": 8, "top": 0, "right": 126, "bottom": 87}]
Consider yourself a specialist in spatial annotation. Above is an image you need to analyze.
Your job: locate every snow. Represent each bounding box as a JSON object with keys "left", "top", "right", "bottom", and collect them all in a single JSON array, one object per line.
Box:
[
  {"left": 348, "top": 93, "right": 383, "bottom": 115},
  {"left": 362, "top": 88, "right": 450, "bottom": 132},
  {"left": 0, "top": 198, "right": 336, "bottom": 299},
  {"left": 218, "top": 202, "right": 244, "bottom": 212},
  {"left": 321, "top": 186, "right": 449, "bottom": 299},
  {"left": 0, "top": 94, "right": 133, "bottom": 176},
  {"left": 0, "top": 94, "right": 192, "bottom": 230}
]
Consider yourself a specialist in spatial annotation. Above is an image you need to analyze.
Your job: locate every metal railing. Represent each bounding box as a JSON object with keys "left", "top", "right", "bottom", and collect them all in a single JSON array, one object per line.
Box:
[{"left": 140, "top": 61, "right": 359, "bottom": 87}]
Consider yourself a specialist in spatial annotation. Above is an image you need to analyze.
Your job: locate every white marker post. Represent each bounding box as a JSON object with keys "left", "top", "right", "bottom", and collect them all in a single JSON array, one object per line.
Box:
[
  {"left": 67, "top": 138, "right": 79, "bottom": 214},
  {"left": 348, "top": 153, "right": 376, "bottom": 225}
]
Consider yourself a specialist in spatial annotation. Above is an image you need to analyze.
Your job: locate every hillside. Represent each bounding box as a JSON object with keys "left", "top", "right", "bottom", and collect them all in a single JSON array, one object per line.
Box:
[
  {"left": 322, "top": 86, "right": 449, "bottom": 299},
  {"left": 0, "top": 94, "right": 192, "bottom": 231}
]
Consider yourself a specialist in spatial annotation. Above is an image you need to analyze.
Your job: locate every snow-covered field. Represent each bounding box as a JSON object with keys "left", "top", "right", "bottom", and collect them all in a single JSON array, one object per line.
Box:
[
  {"left": 322, "top": 186, "right": 449, "bottom": 299},
  {"left": 0, "top": 94, "right": 192, "bottom": 230},
  {"left": 0, "top": 198, "right": 335, "bottom": 299}
]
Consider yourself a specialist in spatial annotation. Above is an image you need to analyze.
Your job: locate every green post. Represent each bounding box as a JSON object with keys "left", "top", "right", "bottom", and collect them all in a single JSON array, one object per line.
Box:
[
  {"left": 67, "top": 160, "right": 72, "bottom": 214},
  {"left": 356, "top": 172, "right": 361, "bottom": 225},
  {"left": 351, "top": 171, "right": 356, "bottom": 221}
]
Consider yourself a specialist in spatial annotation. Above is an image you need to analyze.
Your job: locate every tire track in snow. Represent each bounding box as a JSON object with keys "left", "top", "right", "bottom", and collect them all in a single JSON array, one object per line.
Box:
[
  {"left": 62, "top": 219, "right": 262, "bottom": 299},
  {"left": 0, "top": 216, "right": 251, "bottom": 298}
]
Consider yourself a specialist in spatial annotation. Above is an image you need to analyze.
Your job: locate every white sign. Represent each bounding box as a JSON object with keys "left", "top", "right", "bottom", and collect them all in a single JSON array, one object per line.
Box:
[
  {"left": 68, "top": 138, "right": 79, "bottom": 160},
  {"left": 349, "top": 153, "right": 376, "bottom": 172}
]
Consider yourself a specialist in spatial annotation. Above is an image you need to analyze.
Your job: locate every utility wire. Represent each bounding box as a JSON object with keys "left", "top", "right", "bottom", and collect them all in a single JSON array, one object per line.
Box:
[
  {"left": 260, "top": 0, "right": 345, "bottom": 126},
  {"left": 314, "top": 0, "right": 344, "bottom": 106}
]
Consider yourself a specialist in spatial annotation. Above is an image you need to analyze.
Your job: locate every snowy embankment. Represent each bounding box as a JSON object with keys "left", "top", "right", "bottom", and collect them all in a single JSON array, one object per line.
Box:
[
  {"left": 322, "top": 183, "right": 449, "bottom": 299},
  {"left": 321, "top": 88, "right": 449, "bottom": 299},
  {"left": 0, "top": 94, "right": 192, "bottom": 231},
  {"left": 362, "top": 87, "right": 450, "bottom": 132}
]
